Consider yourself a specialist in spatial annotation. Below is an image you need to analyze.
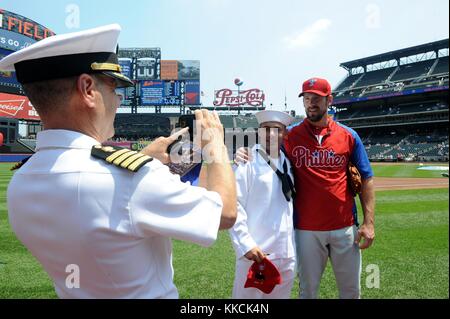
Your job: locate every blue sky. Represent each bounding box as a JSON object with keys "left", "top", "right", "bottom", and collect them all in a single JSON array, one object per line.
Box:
[{"left": 1, "top": 0, "right": 449, "bottom": 115}]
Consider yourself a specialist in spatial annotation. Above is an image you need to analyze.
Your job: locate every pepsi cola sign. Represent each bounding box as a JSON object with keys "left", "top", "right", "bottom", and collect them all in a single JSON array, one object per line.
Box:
[{"left": 213, "top": 88, "right": 265, "bottom": 107}]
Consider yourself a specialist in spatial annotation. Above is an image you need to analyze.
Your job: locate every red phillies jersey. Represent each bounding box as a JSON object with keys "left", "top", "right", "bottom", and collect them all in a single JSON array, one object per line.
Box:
[{"left": 284, "top": 119, "right": 373, "bottom": 231}]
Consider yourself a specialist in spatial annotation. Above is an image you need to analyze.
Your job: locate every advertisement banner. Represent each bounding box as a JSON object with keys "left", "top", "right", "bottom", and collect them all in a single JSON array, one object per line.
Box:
[
  {"left": 0, "top": 92, "right": 40, "bottom": 120},
  {"left": 0, "top": 28, "right": 37, "bottom": 51},
  {"left": 131, "top": 141, "right": 151, "bottom": 151},
  {"left": 178, "top": 60, "right": 200, "bottom": 80},
  {"left": 140, "top": 80, "right": 183, "bottom": 106},
  {"left": 118, "top": 48, "right": 161, "bottom": 80},
  {"left": 136, "top": 58, "right": 158, "bottom": 80},
  {"left": 118, "top": 58, "right": 133, "bottom": 79},
  {"left": 0, "top": 9, "right": 54, "bottom": 96},
  {"left": 118, "top": 48, "right": 161, "bottom": 60},
  {"left": 185, "top": 80, "right": 200, "bottom": 105},
  {"left": 161, "top": 60, "right": 179, "bottom": 80},
  {"left": 213, "top": 88, "right": 265, "bottom": 107},
  {"left": 117, "top": 85, "right": 136, "bottom": 108},
  {"left": 140, "top": 80, "right": 164, "bottom": 105},
  {"left": 164, "top": 81, "right": 183, "bottom": 106},
  {"left": 0, "top": 47, "right": 21, "bottom": 89},
  {"left": 0, "top": 8, "right": 55, "bottom": 43}
]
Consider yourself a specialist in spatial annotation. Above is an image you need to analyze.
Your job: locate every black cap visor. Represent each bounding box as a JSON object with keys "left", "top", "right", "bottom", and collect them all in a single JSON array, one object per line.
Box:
[{"left": 102, "top": 71, "right": 133, "bottom": 88}]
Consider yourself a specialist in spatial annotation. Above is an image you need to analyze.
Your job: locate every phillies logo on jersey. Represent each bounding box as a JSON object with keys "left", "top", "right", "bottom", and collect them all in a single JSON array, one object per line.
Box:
[{"left": 291, "top": 146, "right": 346, "bottom": 168}]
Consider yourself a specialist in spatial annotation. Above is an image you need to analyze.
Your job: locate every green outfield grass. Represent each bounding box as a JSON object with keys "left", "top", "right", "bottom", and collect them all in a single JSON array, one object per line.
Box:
[
  {"left": 0, "top": 163, "right": 448, "bottom": 298},
  {"left": 371, "top": 163, "right": 449, "bottom": 178}
]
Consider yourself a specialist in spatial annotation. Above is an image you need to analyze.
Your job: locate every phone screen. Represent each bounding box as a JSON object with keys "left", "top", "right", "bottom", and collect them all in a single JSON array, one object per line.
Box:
[
  {"left": 178, "top": 114, "right": 195, "bottom": 142},
  {"left": 166, "top": 114, "right": 200, "bottom": 177}
]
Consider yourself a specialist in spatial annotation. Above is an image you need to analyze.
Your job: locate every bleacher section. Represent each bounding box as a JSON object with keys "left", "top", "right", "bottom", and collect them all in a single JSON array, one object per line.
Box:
[
  {"left": 234, "top": 115, "right": 259, "bottom": 129},
  {"left": 365, "top": 144, "right": 391, "bottom": 157},
  {"left": 17, "top": 139, "right": 37, "bottom": 151},
  {"left": 356, "top": 67, "right": 396, "bottom": 87},
  {"left": 334, "top": 61, "right": 448, "bottom": 101},
  {"left": 334, "top": 88, "right": 364, "bottom": 99},
  {"left": 334, "top": 39, "right": 449, "bottom": 105},
  {"left": 336, "top": 101, "right": 448, "bottom": 120},
  {"left": 390, "top": 60, "right": 435, "bottom": 82},
  {"left": 384, "top": 143, "right": 433, "bottom": 158},
  {"left": 361, "top": 126, "right": 449, "bottom": 161},
  {"left": 380, "top": 140, "right": 449, "bottom": 160},
  {"left": 114, "top": 114, "right": 172, "bottom": 140},
  {"left": 363, "top": 132, "right": 406, "bottom": 146},
  {"left": 432, "top": 56, "right": 449, "bottom": 75},
  {"left": 335, "top": 73, "right": 363, "bottom": 91},
  {"left": 219, "top": 115, "right": 235, "bottom": 129},
  {"left": 333, "top": 39, "right": 448, "bottom": 162},
  {"left": 418, "top": 142, "right": 448, "bottom": 157}
]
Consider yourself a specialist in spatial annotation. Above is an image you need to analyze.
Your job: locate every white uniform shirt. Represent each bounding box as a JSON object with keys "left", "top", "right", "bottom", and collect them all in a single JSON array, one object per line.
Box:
[
  {"left": 7, "top": 130, "right": 223, "bottom": 299},
  {"left": 229, "top": 145, "right": 296, "bottom": 260}
]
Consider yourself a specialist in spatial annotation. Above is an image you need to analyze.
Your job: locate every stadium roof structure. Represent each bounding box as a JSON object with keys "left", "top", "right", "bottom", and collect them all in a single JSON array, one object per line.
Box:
[{"left": 340, "top": 39, "right": 449, "bottom": 70}]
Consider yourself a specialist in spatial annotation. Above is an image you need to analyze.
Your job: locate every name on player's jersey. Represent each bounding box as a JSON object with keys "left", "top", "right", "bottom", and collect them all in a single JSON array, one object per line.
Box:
[{"left": 291, "top": 146, "right": 346, "bottom": 168}]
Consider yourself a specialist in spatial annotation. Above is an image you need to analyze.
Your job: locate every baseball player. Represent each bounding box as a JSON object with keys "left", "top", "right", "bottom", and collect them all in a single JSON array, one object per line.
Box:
[
  {"left": 235, "top": 78, "right": 375, "bottom": 299},
  {"left": 286, "top": 77, "right": 375, "bottom": 299}
]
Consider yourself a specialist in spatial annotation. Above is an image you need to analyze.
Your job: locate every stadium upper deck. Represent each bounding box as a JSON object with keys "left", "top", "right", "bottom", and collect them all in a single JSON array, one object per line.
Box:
[
  {"left": 331, "top": 39, "right": 449, "bottom": 162},
  {"left": 333, "top": 39, "right": 449, "bottom": 103}
]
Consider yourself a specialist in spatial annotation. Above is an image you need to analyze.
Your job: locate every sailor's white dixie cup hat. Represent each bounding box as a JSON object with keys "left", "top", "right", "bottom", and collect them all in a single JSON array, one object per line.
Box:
[{"left": 255, "top": 110, "right": 295, "bottom": 126}]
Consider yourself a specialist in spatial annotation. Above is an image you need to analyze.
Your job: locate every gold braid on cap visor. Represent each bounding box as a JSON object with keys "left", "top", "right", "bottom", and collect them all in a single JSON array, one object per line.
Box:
[{"left": 91, "top": 62, "right": 122, "bottom": 72}]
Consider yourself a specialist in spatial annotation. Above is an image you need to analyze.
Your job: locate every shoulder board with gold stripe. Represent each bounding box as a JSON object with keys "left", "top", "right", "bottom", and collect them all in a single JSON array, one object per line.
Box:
[
  {"left": 91, "top": 145, "right": 153, "bottom": 172},
  {"left": 10, "top": 155, "right": 32, "bottom": 171}
]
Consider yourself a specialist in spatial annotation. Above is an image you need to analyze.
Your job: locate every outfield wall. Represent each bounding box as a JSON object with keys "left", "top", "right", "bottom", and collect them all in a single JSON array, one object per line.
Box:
[{"left": 0, "top": 153, "right": 29, "bottom": 162}]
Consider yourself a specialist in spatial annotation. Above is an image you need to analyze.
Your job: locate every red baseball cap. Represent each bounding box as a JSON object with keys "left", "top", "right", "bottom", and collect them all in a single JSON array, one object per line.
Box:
[
  {"left": 244, "top": 257, "right": 282, "bottom": 294},
  {"left": 298, "top": 77, "right": 331, "bottom": 97}
]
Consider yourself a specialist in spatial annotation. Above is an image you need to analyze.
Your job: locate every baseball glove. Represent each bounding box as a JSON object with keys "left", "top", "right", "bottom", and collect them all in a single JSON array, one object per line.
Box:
[{"left": 347, "top": 161, "right": 362, "bottom": 197}]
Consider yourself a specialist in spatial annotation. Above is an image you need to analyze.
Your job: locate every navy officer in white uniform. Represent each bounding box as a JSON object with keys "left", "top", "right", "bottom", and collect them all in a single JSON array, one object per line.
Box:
[
  {"left": 229, "top": 110, "right": 297, "bottom": 299},
  {"left": 1, "top": 24, "right": 237, "bottom": 299}
]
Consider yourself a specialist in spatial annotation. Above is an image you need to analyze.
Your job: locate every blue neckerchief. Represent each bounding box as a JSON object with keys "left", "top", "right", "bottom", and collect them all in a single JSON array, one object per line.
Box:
[{"left": 180, "top": 162, "right": 202, "bottom": 186}]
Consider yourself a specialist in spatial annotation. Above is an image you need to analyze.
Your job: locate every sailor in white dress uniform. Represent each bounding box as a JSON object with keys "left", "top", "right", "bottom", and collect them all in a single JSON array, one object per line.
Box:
[
  {"left": 229, "top": 110, "right": 297, "bottom": 299},
  {"left": 2, "top": 24, "right": 236, "bottom": 299}
]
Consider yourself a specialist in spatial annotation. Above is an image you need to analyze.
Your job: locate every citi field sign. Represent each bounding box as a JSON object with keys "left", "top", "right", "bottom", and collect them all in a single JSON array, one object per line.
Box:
[
  {"left": 0, "top": 9, "right": 54, "bottom": 120},
  {"left": 0, "top": 8, "right": 54, "bottom": 51}
]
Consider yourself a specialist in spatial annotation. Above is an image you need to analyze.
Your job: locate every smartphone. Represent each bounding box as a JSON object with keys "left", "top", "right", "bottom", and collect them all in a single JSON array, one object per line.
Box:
[
  {"left": 167, "top": 114, "right": 195, "bottom": 154},
  {"left": 178, "top": 114, "right": 195, "bottom": 142},
  {"left": 166, "top": 114, "right": 200, "bottom": 177}
]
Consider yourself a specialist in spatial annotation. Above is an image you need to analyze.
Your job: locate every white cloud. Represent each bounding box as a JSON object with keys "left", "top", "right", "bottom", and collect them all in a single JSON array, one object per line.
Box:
[{"left": 283, "top": 18, "right": 332, "bottom": 49}]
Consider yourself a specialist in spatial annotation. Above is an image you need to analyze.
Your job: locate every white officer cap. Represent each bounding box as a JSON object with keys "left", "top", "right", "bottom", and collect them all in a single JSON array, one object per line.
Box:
[
  {"left": 255, "top": 110, "right": 294, "bottom": 127},
  {"left": 0, "top": 24, "right": 133, "bottom": 88}
]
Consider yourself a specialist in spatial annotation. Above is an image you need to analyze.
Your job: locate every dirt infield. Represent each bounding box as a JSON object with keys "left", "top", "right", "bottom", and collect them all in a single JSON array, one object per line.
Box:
[{"left": 374, "top": 177, "right": 449, "bottom": 191}]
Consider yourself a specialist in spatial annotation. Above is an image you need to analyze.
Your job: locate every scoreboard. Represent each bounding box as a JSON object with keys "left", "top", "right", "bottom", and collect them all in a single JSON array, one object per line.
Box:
[{"left": 118, "top": 48, "right": 201, "bottom": 107}]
